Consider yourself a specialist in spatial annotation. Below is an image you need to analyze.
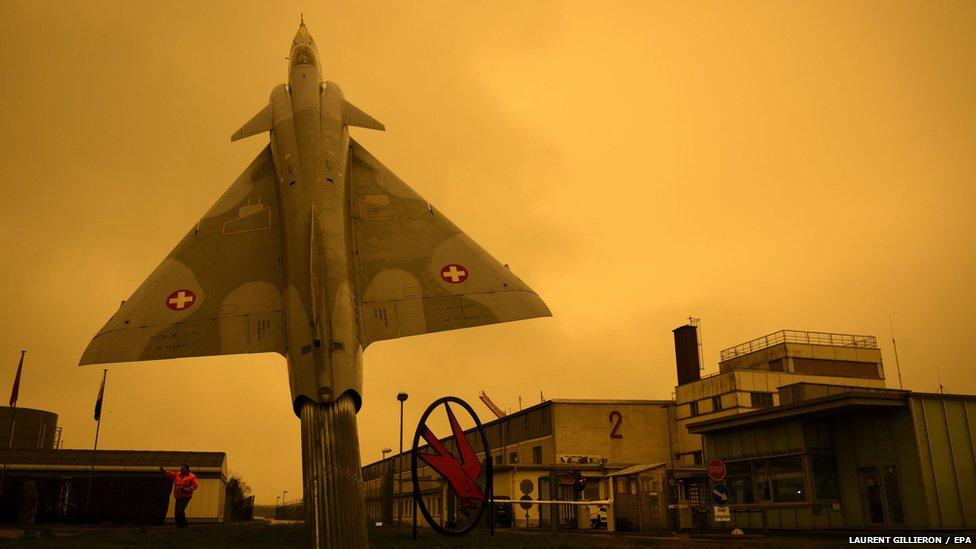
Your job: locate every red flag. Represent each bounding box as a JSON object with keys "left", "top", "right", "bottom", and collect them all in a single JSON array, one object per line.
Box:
[{"left": 9, "top": 351, "right": 25, "bottom": 408}]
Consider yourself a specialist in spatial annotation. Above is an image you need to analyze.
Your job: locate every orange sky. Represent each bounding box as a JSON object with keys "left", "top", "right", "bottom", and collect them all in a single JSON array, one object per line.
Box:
[{"left": 1, "top": 1, "right": 974, "bottom": 503}]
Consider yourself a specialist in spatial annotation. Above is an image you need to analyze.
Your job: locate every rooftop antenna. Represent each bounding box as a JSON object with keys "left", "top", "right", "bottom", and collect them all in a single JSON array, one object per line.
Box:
[
  {"left": 936, "top": 365, "right": 946, "bottom": 394},
  {"left": 689, "top": 317, "right": 704, "bottom": 373},
  {"left": 888, "top": 314, "right": 904, "bottom": 389},
  {"left": 300, "top": 13, "right": 304, "bottom": 26}
]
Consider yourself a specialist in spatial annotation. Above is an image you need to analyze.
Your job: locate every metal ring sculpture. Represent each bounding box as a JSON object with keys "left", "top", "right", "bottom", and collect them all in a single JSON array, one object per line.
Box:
[{"left": 411, "top": 396, "right": 493, "bottom": 536}]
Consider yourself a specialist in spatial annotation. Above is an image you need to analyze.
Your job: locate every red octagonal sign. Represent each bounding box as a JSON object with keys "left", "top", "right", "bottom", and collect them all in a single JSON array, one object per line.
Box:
[{"left": 707, "top": 458, "right": 726, "bottom": 481}]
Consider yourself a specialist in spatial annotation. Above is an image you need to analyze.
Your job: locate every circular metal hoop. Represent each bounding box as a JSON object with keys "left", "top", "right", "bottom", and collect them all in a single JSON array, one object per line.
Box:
[{"left": 410, "top": 396, "right": 493, "bottom": 537}]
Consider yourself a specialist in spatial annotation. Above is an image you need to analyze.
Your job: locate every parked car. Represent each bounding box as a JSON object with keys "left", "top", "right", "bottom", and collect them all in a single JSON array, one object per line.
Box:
[{"left": 493, "top": 496, "right": 514, "bottom": 528}]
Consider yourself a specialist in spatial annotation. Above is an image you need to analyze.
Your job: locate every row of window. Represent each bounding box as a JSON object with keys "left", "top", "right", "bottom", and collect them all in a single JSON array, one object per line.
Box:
[
  {"left": 724, "top": 454, "right": 839, "bottom": 505},
  {"left": 493, "top": 445, "right": 544, "bottom": 466},
  {"left": 687, "top": 392, "right": 774, "bottom": 418}
]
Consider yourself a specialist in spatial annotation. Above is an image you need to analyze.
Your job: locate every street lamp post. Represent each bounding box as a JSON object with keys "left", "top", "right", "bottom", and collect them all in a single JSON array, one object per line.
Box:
[
  {"left": 396, "top": 392, "right": 408, "bottom": 525},
  {"left": 382, "top": 448, "right": 392, "bottom": 461},
  {"left": 282, "top": 490, "right": 288, "bottom": 507}
]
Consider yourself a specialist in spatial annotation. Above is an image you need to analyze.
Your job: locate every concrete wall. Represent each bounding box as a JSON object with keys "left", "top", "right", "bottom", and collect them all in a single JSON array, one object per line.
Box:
[{"left": 552, "top": 402, "right": 671, "bottom": 465}]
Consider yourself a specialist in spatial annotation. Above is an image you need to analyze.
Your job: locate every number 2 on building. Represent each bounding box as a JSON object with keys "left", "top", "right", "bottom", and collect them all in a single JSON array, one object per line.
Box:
[{"left": 609, "top": 410, "right": 623, "bottom": 439}]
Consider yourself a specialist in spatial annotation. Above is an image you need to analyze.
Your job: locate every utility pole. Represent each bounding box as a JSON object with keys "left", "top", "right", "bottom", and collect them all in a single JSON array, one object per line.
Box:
[{"left": 396, "top": 392, "right": 408, "bottom": 525}]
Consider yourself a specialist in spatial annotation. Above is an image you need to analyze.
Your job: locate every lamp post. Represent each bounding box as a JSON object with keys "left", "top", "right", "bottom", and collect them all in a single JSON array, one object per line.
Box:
[
  {"left": 382, "top": 448, "right": 392, "bottom": 460},
  {"left": 282, "top": 490, "right": 288, "bottom": 507},
  {"left": 396, "top": 392, "right": 408, "bottom": 525},
  {"left": 276, "top": 495, "right": 281, "bottom": 508}
]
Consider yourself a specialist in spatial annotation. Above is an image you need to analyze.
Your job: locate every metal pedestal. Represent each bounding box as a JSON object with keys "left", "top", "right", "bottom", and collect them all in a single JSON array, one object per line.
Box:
[{"left": 299, "top": 396, "right": 368, "bottom": 548}]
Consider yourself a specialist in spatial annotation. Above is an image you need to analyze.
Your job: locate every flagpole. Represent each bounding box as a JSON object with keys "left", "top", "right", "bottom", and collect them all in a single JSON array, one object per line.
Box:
[
  {"left": 85, "top": 369, "right": 107, "bottom": 524},
  {"left": 0, "top": 350, "right": 26, "bottom": 507}
]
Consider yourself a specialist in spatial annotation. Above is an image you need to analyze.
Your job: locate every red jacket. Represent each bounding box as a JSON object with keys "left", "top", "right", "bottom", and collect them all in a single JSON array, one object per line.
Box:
[{"left": 163, "top": 470, "right": 199, "bottom": 499}]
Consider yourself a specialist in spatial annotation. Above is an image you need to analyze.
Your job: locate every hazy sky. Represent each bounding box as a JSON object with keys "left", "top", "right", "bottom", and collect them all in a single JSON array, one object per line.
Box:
[{"left": 1, "top": 1, "right": 973, "bottom": 503}]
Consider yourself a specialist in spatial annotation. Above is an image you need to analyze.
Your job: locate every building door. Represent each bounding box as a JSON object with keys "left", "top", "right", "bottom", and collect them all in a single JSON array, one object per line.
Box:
[
  {"left": 857, "top": 467, "right": 885, "bottom": 526},
  {"left": 557, "top": 484, "right": 578, "bottom": 528}
]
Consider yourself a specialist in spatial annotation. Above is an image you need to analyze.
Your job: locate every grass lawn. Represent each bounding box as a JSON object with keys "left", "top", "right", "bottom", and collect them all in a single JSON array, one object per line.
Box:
[{"left": 0, "top": 522, "right": 847, "bottom": 548}]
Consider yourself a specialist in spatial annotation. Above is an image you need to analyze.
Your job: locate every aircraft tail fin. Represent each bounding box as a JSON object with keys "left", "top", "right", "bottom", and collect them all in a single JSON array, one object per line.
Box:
[
  {"left": 231, "top": 102, "right": 273, "bottom": 142},
  {"left": 341, "top": 99, "right": 385, "bottom": 131}
]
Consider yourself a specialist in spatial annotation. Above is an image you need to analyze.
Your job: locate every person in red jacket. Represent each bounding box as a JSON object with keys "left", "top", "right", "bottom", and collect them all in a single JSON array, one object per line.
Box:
[{"left": 159, "top": 464, "right": 199, "bottom": 527}]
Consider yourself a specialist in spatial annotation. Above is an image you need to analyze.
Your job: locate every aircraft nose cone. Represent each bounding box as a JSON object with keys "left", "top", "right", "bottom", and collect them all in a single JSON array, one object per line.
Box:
[{"left": 293, "top": 23, "right": 314, "bottom": 47}]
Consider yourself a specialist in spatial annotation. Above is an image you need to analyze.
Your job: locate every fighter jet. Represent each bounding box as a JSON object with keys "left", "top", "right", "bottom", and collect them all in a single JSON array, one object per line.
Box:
[{"left": 79, "top": 22, "right": 551, "bottom": 415}]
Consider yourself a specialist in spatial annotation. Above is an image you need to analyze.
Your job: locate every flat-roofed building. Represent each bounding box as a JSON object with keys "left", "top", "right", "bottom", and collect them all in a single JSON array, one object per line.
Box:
[
  {"left": 0, "top": 449, "right": 227, "bottom": 524},
  {"left": 688, "top": 383, "right": 976, "bottom": 531},
  {"left": 362, "top": 399, "right": 672, "bottom": 530},
  {"left": 672, "top": 328, "right": 887, "bottom": 465}
]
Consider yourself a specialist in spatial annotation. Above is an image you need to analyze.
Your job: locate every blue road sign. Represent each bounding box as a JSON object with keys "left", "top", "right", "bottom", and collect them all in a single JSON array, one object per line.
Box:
[{"left": 712, "top": 483, "right": 730, "bottom": 506}]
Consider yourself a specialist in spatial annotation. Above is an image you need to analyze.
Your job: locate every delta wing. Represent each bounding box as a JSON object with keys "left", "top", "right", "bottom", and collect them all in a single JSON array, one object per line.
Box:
[
  {"left": 348, "top": 140, "right": 551, "bottom": 346},
  {"left": 80, "top": 146, "right": 285, "bottom": 365}
]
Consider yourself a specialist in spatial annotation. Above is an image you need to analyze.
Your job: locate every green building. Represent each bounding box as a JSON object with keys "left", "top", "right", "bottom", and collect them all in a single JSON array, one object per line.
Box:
[{"left": 688, "top": 382, "right": 976, "bottom": 530}]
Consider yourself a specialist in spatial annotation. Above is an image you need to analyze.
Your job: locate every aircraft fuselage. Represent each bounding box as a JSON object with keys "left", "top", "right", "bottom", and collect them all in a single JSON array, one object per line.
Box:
[{"left": 269, "top": 25, "right": 362, "bottom": 410}]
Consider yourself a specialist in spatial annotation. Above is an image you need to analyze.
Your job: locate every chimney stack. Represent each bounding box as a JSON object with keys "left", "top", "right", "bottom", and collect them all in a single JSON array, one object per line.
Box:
[{"left": 673, "top": 324, "right": 701, "bottom": 385}]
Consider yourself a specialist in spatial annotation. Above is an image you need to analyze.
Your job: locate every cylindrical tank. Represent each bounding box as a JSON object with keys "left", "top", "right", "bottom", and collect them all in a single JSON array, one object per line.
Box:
[{"left": 0, "top": 407, "right": 58, "bottom": 449}]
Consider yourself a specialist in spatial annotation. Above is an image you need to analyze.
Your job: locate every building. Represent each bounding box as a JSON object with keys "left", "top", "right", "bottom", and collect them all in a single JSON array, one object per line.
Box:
[
  {"left": 0, "top": 449, "right": 228, "bottom": 524},
  {"left": 688, "top": 383, "right": 976, "bottom": 531},
  {"left": 362, "top": 399, "right": 672, "bottom": 530},
  {"left": 672, "top": 327, "right": 887, "bottom": 465},
  {"left": 363, "top": 325, "right": 975, "bottom": 535}
]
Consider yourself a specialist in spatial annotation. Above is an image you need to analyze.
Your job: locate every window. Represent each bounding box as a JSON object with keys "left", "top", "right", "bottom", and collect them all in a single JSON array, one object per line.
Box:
[
  {"left": 750, "top": 392, "right": 773, "bottom": 408},
  {"left": 509, "top": 451, "right": 519, "bottom": 464},
  {"left": 770, "top": 456, "right": 806, "bottom": 503},
  {"left": 812, "top": 455, "right": 839, "bottom": 501},
  {"left": 532, "top": 446, "right": 542, "bottom": 464},
  {"left": 494, "top": 454, "right": 502, "bottom": 466},
  {"left": 712, "top": 396, "right": 723, "bottom": 412},
  {"left": 689, "top": 401, "right": 699, "bottom": 417},
  {"left": 753, "top": 460, "right": 772, "bottom": 501},
  {"left": 726, "top": 461, "right": 755, "bottom": 504},
  {"left": 883, "top": 465, "right": 905, "bottom": 524}
]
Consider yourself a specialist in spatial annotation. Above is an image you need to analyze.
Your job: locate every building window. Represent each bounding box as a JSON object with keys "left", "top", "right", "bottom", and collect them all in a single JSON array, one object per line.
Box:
[
  {"left": 726, "top": 461, "right": 755, "bottom": 504},
  {"left": 753, "top": 460, "right": 772, "bottom": 501},
  {"left": 770, "top": 456, "right": 806, "bottom": 503},
  {"left": 812, "top": 455, "right": 839, "bottom": 501},
  {"left": 712, "top": 396, "right": 723, "bottom": 412},
  {"left": 509, "top": 451, "right": 519, "bottom": 464},
  {"left": 689, "top": 401, "right": 699, "bottom": 417},
  {"left": 750, "top": 392, "right": 773, "bottom": 408},
  {"left": 494, "top": 454, "right": 502, "bottom": 466},
  {"left": 882, "top": 465, "right": 905, "bottom": 524},
  {"left": 532, "top": 446, "right": 542, "bottom": 464}
]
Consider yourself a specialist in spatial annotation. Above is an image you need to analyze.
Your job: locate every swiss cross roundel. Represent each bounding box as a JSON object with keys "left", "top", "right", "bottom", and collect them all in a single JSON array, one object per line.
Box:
[
  {"left": 440, "top": 264, "right": 468, "bottom": 284},
  {"left": 166, "top": 289, "right": 196, "bottom": 311}
]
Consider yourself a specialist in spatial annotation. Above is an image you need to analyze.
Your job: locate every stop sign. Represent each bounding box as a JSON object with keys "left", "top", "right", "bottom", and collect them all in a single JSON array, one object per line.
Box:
[{"left": 707, "top": 459, "right": 726, "bottom": 481}]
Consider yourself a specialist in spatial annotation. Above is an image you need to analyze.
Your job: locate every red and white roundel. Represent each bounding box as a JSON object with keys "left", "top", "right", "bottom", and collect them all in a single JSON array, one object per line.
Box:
[
  {"left": 166, "top": 289, "right": 196, "bottom": 311},
  {"left": 440, "top": 264, "right": 468, "bottom": 284}
]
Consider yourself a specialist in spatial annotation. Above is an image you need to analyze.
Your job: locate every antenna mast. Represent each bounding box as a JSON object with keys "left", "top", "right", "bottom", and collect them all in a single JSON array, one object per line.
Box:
[
  {"left": 888, "top": 314, "right": 904, "bottom": 389},
  {"left": 689, "top": 317, "right": 704, "bottom": 372}
]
